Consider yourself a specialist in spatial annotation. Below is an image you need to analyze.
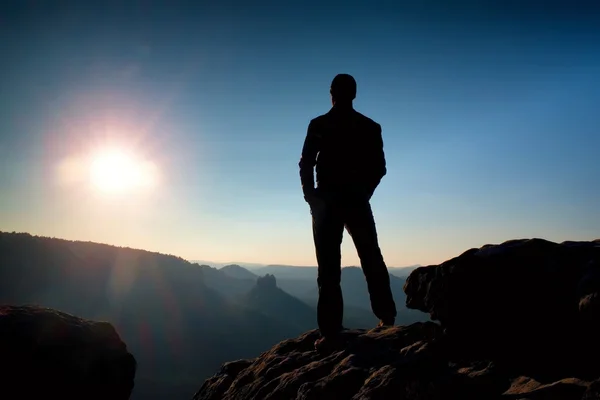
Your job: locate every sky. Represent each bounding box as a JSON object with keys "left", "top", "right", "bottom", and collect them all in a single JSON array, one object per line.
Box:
[{"left": 1, "top": 1, "right": 600, "bottom": 267}]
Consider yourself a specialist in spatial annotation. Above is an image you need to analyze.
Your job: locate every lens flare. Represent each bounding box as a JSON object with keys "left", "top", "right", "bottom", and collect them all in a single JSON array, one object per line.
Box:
[{"left": 89, "top": 149, "right": 157, "bottom": 193}]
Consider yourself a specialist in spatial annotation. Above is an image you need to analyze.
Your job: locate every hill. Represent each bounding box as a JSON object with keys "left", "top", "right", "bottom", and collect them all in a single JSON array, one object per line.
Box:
[
  {"left": 242, "top": 274, "right": 317, "bottom": 334},
  {"left": 194, "top": 238, "right": 600, "bottom": 400},
  {"left": 195, "top": 264, "right": 256, "bottom": 299},
  {"left": 0, "top": 232, "right": 300, "bottom": 400},
  {"left": 253, "top": 264, "right": 318, "bottom": 280},
  {"left": 220, "top": 264, "right": 258, "bottom": 280},
  {"left": 388, "top": 265, "right": 420, "bottom": 277}
]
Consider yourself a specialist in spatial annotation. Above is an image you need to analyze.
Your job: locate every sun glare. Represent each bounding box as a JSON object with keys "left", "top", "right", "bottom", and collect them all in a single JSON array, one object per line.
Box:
[{"left": 89, "top": 149, "right": 157, "bottom": 193}]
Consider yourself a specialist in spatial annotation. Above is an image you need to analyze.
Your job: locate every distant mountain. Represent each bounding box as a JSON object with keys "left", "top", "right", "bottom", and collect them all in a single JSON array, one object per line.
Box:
[
  {"left": 245, "top": 264, "right": 318, "bottom": 280},
  {"left": 195, "top": 264, "right": 255, "bottom": 298},
  {"left": 388, "top": 265, "right": 421, "bottom": 277},
  {"left": 189, "top": 260, "right": 267, "bottom": 270},
  {"left": 0, "top": 232, "right": 301, "bottom": 400},
  {"left": 241, "top": 274, "right": 316, "bottom": 334},
  {"left": 220, "top": 264, "right": 258, "bottom": 280},
  {"left": 255, "top": 264, "right": 421, "bottom": 281},
  {"left": 276, "top": 277, "right": 316, "bottom": 299}
]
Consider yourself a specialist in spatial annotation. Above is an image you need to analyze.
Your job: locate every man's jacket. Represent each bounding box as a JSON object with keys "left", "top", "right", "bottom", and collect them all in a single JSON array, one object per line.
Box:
[{"left": 299, "top": 107, "right": 387, "bottom": 200}]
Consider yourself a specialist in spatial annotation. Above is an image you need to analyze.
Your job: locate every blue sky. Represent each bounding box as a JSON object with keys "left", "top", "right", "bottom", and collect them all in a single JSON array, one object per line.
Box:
[{"left": 1, "top": 1, "right": 599, "bottom": 266}]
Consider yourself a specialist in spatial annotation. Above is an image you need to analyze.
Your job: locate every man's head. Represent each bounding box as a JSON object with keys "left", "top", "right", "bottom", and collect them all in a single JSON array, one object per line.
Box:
[{"left": 330, "top": 74, "right": 356, "bottom": 105}]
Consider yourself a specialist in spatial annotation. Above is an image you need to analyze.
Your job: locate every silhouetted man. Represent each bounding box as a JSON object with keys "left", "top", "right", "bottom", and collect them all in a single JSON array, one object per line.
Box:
[{"left": 299, "top": 74, "right": 397, "bottom": 351}]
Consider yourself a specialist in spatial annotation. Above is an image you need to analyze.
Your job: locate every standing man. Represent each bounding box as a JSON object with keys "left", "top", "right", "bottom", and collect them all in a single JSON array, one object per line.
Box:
[{"left": 299, "top": 74, "right": 397, "bottom": 351}]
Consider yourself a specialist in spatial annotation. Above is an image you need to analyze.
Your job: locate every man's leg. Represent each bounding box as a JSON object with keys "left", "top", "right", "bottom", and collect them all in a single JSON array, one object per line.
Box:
[
  {"left": 344, "top": 200, "right": 397, "bottom": 324},
  {"left": 312, "top": 200, "right": 345, "bottom": 338}
]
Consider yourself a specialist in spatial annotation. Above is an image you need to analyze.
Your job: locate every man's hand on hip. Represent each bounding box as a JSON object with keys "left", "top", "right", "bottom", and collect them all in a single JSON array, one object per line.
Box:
[{"left": 305, "top": 192, "right": 326, "bottom": 216}]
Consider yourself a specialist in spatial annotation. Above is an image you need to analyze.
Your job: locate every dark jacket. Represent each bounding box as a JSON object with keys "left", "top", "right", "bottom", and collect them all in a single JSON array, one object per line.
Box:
[{"left": 299, "top": 106, "right": 387, "bottom": 201}]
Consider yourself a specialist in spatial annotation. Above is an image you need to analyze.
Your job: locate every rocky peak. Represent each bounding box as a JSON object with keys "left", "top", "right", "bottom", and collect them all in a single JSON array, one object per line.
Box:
[{"left": 256, "top": 273, "right": 277, "bottom": 289}]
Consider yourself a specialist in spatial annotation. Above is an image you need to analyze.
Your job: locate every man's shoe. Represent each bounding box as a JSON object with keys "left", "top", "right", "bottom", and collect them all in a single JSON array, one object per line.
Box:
[
  {"left": 314, "top": 335, "right": 345, "bottom": 353},
  {"left": 377, "top": 318, "right": 395, "bottom": 328}
]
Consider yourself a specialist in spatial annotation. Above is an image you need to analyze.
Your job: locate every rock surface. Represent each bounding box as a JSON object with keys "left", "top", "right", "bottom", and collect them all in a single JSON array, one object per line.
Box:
[
  {"left": 193, "top": 322, "right": 600, "bottom": 400},
  {"left": 405, "top": 238, "right": 600, "bottom": 377},
  {"left": 194, "top": 238, "right": 600, "bottom": 400},
  {"left": 0, "top": 305, "right": 136, "bottom": 400}
]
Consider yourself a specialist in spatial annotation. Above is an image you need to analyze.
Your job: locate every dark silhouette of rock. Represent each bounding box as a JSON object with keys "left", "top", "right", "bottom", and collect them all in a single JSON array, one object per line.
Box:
[
  {"left": 0, "top": 305, "right": 136, "bottom": 400},
  {"left": 256, "top": 273, "right": 277, "bottom": 289},
  {"left": 194, "top": 238, "right": 600, "bottom": 400},
  {"left": 193, "top": 321, "right": 600, "bottom": 400},
  {"left": 244, "top": 274, "right": 316, "bottom": 334},
  {"left": 578, "top": 259, "right": 600, "bottom": 325},
  {"left": 404, "top": 238, "right": 600, "bottom": 378}
]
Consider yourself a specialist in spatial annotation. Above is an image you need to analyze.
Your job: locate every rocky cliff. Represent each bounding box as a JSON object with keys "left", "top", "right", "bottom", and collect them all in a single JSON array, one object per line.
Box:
[
  {"left": 193, "top": 238, "right": 600, "bottom": 400},
  {"left": 0, "top": 305, "right": 136, "bottom": 400}
]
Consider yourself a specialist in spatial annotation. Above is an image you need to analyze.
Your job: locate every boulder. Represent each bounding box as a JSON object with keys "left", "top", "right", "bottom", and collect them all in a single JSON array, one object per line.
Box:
[
  {"left": 404, "top": 238, "right": 600, "bottom": 377},
  {"left": 0, "top": 305, "right": 136, "bottom": 400}
]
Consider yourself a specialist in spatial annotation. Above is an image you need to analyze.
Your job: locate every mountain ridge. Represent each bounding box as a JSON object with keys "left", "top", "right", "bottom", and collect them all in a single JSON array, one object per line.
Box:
[
  {"left": 0, "top": 230, "right": 424, "bottom": 399},
  {"left": 0, "top": 231, "right": 302, "bottom": 399}
]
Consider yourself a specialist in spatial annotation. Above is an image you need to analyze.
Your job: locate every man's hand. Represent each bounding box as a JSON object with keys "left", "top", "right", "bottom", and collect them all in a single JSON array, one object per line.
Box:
[
  {"left": 366, "top": 186, "right": 376, "bottom": 201},
  {"left": 365, "top": 180, "right": 380, "bottom": 201},
  {"left": 305, "top": 192, "right": 326, "bottom": 216}
]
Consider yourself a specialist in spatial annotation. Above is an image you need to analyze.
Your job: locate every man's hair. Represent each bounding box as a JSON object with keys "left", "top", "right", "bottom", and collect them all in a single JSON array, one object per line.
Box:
[{"left": 330, "top": 74, "right": 357, "bottom": 101}]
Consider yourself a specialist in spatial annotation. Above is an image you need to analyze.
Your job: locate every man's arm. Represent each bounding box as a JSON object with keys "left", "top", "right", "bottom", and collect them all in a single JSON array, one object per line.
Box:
[
  {"left": 373, "top": 123, "right": 387, "bottom": 181},
  {"left": 298, "top": 120, "right": 320, "bottom": 201},
  {"left": 367, "top": 123, "right": 387, "bottom": 198}
]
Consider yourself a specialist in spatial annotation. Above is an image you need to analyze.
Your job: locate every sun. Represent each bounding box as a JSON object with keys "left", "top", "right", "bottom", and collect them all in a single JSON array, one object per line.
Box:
[{"left": 89, "top": 149, "right": 156, "bottom": 193}]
